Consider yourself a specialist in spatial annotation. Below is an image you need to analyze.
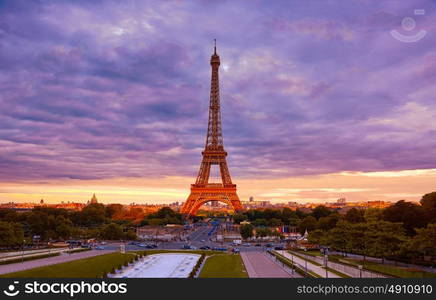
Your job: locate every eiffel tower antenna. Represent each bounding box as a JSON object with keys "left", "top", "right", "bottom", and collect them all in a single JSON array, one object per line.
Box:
[
  {"left": 181, "top": 43, "right": 242, "bottom": 216},
  {"left": 214, "top": 39, "right": 216, "bottom": 54}
]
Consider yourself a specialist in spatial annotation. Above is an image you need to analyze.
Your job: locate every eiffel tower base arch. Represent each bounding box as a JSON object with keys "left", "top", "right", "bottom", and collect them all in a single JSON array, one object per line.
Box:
[{"left": 181, "top": 184, "right": 243, "bottom": 216}]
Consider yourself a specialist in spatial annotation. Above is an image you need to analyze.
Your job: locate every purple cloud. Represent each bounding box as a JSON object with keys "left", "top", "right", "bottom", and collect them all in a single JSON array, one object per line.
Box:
[{"left": 1, "top": 0, "right": 436, "bottom": 182}]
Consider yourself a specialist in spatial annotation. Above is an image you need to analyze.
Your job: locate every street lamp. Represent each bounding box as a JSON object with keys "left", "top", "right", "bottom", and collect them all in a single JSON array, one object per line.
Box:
[
  {"left": 304, "top": 248, "right": 308, "bottom": 274},
  {"left": 358, "top": 265, "right": 363, "bottom": 278},
  {"left": 324, "top": 254, "right": 328, "bottom": 278},
  {"left": 21, "top": 239, "right": 25, "bottom": 263}
]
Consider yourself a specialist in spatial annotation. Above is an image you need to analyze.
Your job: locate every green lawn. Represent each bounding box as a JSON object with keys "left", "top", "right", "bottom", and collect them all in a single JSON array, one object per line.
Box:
[
  {"left": 334, "top": 257, "right": 436, "bottom": 278},
  {"left": 297, "top": 250, "right": 322, "bottom": 257},
  {"left": 199, "top": 254, "right": 248, "bottom": 278},
  {"left": 0, "top": 253, "right": 136, "bottom": 278},
  {"left": 0, "top": 253, "right": 60, "bottom": 265},
  {"left": 358, "top": 261, "right": 436, "bottom": 278}
]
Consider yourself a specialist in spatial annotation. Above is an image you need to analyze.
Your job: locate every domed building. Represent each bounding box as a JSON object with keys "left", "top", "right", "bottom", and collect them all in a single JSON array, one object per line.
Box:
[{"left": 90, "top": 193, "right": 98, "bottom": 204}]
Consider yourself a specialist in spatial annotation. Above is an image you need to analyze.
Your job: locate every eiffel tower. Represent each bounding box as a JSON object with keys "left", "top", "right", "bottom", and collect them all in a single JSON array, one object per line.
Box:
[{"left": 181, "top": 41, "right": 243, "bottom": 216}]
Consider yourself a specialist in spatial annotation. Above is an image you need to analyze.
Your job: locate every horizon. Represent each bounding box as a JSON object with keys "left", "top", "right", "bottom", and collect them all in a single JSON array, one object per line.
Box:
[{"left": 1, "top": 1, "right": 436, "bottom": 205}]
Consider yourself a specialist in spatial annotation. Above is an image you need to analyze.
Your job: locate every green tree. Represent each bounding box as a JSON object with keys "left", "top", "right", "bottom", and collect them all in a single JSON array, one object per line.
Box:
[
  {"left": 80, "top": 203, "right": 107, "bottom": 226},
  {"left": 233, "top": 213, "right": 248, "bottom": 224},
  {"left": 268, "top": 218, "right": 283, "bottom": 227},
  {"left": 410, "top": 223, "right": 436, "bottom": 257},
  {"left": 420, "top": 192, "right": 436, "bottom": 223},
  {"left": 101, "top": 223, "right": 124, "bottom": 240},
  {"left": 345, "top": 208, "right": 365, "bottom": 223},
  {"left": 105, "top": 204, "right": 123, "bottom": 218},
  {"left": 382, "top": 200, "right": 426, "bottom": 235},
  {"left": 308, "top": 229, "right": 326, "bottom": 245},
  {"left": 288, "top": 216, "right": 300, "bottom": 226},
  {"left": 347, "top": 222, "right": 369, "bottom": 261},
  {"left": 0, "top": 221, "right": 24, "bottom": 247},
  {"left": 240, "top": 224, "right": 254, "bottom": 239},
  {"left": 147, "top": 218, "right": 165, "bottom": 226},
  {"left": 280, "top": 207, "right": 296, "bottom": 223},
  {"left": 298, "top": 216, "right": 318, "bottom": 234},
  {"left": 55, "top": 216, "right": 73, "bottom": 240},
  {"left": 311, "top": 205, "right": 332, "bottom": 219},
  {"left": 366, "top": 221, "right": 408, "bottom": 263},
  {"left": 252, "top": 218, "right": 267, "bottom": 227},
  {"left": 364, "top": 208, "right": 383, "bottom": 222},
  {"left": 295, "top": 209, "right": 307, "bottom": 219},
  {"left": 124, "top": 230, "right": 137, "bottom": 241},
  {"left": 255, "top": 227, "right": 272, "bottom": 238},
  {"left": 325, "top": 221, "right": 349, "bottom": 255},
  {"left": 318, "top": 213, "right": 341, "bottom": 231},
  {"left": 146, "top": 207, "right": 182, "bottom": 225}
]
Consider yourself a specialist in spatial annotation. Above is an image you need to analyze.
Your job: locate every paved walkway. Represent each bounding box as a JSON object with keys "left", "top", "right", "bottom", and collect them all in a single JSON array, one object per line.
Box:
[
  {"left": 0, "top": 250, "right": 114, "bottom": 275},
  {"left": 241, "top": 252, "right": 291, "bottom": 278},
  {"left": 277, "top": 251, "right": 340, "bottom": 278}
]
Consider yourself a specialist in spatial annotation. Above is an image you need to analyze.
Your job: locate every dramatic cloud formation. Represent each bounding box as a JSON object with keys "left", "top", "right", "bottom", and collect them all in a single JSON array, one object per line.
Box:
[{"left": 0, "top": 0, "right": 435, "bottom": 203}]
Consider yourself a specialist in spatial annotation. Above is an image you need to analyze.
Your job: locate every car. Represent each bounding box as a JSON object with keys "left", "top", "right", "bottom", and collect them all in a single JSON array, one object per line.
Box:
[
  {"left": 274, "top": 246, "right": 284, "bottom": 250},
  {"left": 243, "top": 243, "right": 251, "bottom": 247},
  {"left": 190, "top": 245, "right": 197, "bottom": 250},
  {"left": 138, "top": 243, "right": 147, "bottom": 247},
  {"left": 182, "top": 245, "right": 191, "bottom": 249},
  {"left": 232, "top": 248, "right": 240, "bottom": 253},
  {"left": 200, "top": 239, "right": 206, "bottom": 242},
  {"left": 199, "top": 246, "right": 210, "bottom": 250},
  {"left": 255, "top": 243, "right": 261, "bottom": 247},
  {"left": 265, "top": 243, "right": 273, "bottom": 248},
  {"left": 95, "top": 246, "right": 105, "bottom": 250}
]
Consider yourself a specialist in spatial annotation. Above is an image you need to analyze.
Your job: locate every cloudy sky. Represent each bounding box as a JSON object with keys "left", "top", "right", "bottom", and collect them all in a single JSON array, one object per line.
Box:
[{"left": 1, "top": 0, "right": 436, "bottom": 204}]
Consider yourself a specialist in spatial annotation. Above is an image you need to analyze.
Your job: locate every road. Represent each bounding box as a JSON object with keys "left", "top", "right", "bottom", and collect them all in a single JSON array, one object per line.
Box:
[
  {"left": 241, "top": 252, "right": 292, "bottom": 278},
  {"left": 101, "top": 223, "right": 283, "bottom": 253},
  {"left": 0, "top": 250, "right": 114, "bottom": 275}
]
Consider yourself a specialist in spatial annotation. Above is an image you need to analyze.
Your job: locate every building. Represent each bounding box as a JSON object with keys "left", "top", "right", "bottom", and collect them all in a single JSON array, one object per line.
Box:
[{"left": 90, "top": 193, "right": 98, "bottom": 204}]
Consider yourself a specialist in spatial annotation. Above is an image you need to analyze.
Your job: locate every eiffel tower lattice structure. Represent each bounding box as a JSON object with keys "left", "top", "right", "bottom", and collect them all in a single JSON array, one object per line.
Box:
[{"left": 181, "top": 42, "right": 243, "bottom": 216}]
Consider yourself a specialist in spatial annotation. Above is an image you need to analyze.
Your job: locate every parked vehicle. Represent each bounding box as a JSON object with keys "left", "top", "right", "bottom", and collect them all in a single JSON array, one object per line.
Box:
[
  {"left": 232, "top": 239, "right": 242, "bottom": 246},
  {"left": 212, "top": 247, "right": 227, "bottom": 251},
  {"left": 95, "top": 246, "right": 105, "bottom": 250}
]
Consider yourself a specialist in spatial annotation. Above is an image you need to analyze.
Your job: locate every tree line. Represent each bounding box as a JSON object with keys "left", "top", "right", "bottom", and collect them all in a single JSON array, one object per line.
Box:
[
  {"left": 306, "top": 192, "right": 436, "bottom": 263},
  {"left": 236, "top": 192, "right": 436, "bottom": 263},
  {"left": 0, "top": 203, "right": 137, "bottom": 248}
]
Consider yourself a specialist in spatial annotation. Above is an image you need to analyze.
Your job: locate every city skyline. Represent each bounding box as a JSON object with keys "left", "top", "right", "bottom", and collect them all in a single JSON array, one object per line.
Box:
[{"left": 1, "top": 0, "right": 436, "bottom": 204}]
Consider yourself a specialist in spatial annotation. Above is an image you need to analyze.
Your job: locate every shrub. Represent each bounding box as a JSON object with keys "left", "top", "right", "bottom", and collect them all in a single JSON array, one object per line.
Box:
[{"left": 189, "top": 254, "right": 206, "bottom": 278}]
